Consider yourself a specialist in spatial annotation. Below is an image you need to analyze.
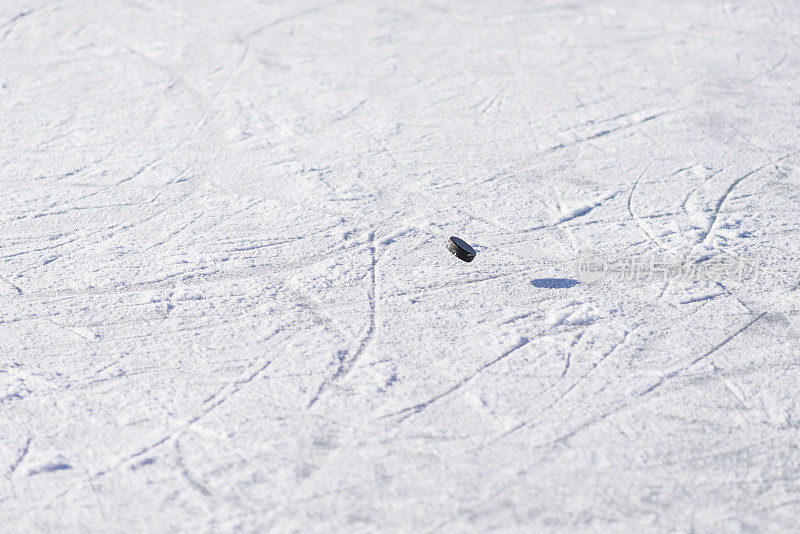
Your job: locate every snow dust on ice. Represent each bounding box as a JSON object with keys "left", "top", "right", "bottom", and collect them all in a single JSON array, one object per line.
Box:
[{"left": 1, "top": 0, "right": 800, "bottom": 531}]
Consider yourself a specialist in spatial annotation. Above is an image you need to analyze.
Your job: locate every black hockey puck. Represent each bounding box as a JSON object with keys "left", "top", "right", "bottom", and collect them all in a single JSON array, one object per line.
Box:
[{"left": 447, "top": 236, "right": 476, "bottom": 262}]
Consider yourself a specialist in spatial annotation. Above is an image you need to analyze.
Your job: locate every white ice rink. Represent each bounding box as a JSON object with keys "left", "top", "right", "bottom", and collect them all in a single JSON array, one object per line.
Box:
[{"left": 2, "top": 1, "right": 800, "bottom": 531}]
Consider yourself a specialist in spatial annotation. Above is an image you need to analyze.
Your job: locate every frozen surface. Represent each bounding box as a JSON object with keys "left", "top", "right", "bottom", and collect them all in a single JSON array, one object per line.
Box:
[{"left": 2, "top": 0, "right": 800, "bottom": 531}]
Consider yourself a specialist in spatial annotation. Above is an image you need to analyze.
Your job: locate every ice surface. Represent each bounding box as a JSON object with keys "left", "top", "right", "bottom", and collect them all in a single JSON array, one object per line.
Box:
[{"left": 2, "top": 0, "right": 800, "bottom": 531}]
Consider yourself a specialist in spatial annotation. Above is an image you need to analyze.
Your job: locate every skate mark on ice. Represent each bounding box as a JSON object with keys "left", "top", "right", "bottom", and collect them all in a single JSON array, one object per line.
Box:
[
  {"left": 627, "top": 165, "right": 671, "bottom": 251},
  {"left": 680, "top": 165, "right": 720, "bottom": 216},
  {"left": 698, "top": 163, "right": 769, "bottom": 247},
  {"left": 496, "top": 313, "right": 763, "bottom": 451},
  {"left": 678, "top": 292, "right": 724, "bottom": 305},
  {"left": 387, "top": 268, "right": 529, "bottom": 301},
  {"left": 0, "top": 273, "right": 23, "bottom": 294},
  {"left": 560, "top": 331, "right": 585, "bottom": 378},
  {"left": 308, "top": 230, "right": 377, "bottom": 407},
  {"left": 470, "top": 328, "right": 632, "bottom": 451},
  {"left": 28, "top": 462, "right": 71, "bottom": 476},
  {"left": 698, "top": 150, "right": 799, "bottom": 248},
  {"left": 637, "top": 311, "right": 767, "bottom": 398},
  {"left": 553, "top": 189, "right": 621, "bottom": 225},
  {"left": 175, "top": 440, "right": 212, "bottom": 497},
  {"left": 379, "top": 336, "right": 531, "bottom": 422},
  {"left": 82, "top": 330, "right": 285, "bottom": 488},
  {"left": 246, "top": 0, "right": 352, "bottom": 38},
  {"left": 546, "top": 111, "right": 671, "bottom": 153},
  {"left": 0, "top": 9, "right": 34, "bottom": 40},
  {"left": 7, "top": 437, "right": 31, "bottom": 476},
  {"left": 749, "top": 50, "right": 787, "bottom": 82}
]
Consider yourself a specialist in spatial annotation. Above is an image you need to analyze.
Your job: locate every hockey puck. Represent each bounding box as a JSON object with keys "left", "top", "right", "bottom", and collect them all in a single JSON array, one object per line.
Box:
[{"left": 447, "top": 236, "right": 476, "bottom": 262}]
